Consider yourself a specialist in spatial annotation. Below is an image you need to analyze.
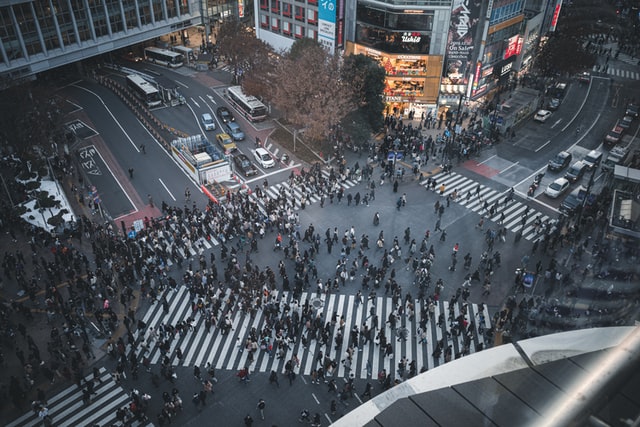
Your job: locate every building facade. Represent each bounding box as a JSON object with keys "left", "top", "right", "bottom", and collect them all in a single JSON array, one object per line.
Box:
[
  {"left": 0, "top": 0, "right": 201, "bottom": 81},
  {"left": 254, "top": 0, "right": 345, "bottom": 53}
]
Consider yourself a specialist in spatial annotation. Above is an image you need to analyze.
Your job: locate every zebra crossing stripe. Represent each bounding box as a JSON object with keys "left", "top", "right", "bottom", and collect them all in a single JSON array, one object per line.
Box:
[
  {"left": 426, "top": 172, "right": 549, "bottom": 241},
  {"left": 8, "top": 370, "right": 150, "bottom": 427},
  {"left": 132, "top": 284, "right": 492, "bottom": 379}
]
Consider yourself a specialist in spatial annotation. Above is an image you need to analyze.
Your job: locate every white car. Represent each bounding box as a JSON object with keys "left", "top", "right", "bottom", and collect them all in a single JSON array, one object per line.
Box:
[
  {"left": 544, "top": 177, "right": 570, "bottom": 198},
  {"left": 534, "top": 110, "right": 552, "bottom": 123},
  {"left": 201, "top": 113, "right": 216, "bottom": 131},
  {"left": 254, "top": 147, "right": 275, "bottom": 168}
]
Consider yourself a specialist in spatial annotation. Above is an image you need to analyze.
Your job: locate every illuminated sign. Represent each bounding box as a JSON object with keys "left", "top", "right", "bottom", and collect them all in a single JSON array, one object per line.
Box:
[
  {"left": 402, "top": 32, "right": 422, "bottom": 43},
  {"left": 504, "top": 35, "right": 523, "bottom": 59},
  {"left": 550, "top": 2, "right": 562, "bottom": 32},
  {"left": 500, "top": 62, "right": 513, "bottom": 75}
]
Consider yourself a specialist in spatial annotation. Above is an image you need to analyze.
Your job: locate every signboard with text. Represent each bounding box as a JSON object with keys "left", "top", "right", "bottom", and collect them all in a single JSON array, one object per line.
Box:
[
  {"left": 442, "top": 0, "right": 482, "bottom": 86},
  {"left": 318, "top": 0, "right": 337, "bottom": 54}
]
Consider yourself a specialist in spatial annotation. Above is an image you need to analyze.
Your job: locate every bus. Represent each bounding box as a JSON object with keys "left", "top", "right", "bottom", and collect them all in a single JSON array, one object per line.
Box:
[
  {"left": 226, "top": 86, "right": 268, "bottom": 122},
  {"left": 172, "top": 45, "right": 194, "bottom": 64},
  {"left": 144, "top": 47, "right": 184, "bottom": 68},
  {"left": 126, "top": 74, "right": 162, "bottom": 107}
]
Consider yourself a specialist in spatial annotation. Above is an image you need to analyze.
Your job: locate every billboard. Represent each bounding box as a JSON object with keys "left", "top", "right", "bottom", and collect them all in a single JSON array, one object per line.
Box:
[
  {"left": 318, "top": 0, "right": 337, "bottom": 54},
  {"left": 549, "top": 1, "right": 562, "bottom": 32},
  {"left": 443, "top": 0, "right": 482, "bottom": 85}
]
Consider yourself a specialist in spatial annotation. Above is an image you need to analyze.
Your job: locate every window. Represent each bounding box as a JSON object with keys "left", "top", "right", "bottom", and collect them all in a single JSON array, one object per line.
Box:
[
  {"left": 306, "top": 8, "right": 317, "bottom": 24},
  {"left": 307, "top": 28, "right": 316, "bottom": 39},
  {"left": 282, "top": 3, "right": 292, "bottom": 17},
  {"left": 271, "top": 0, "right": 280, "bottom": 14},
  {"left": 295, "top": 24, "right": 303, "bottom": 38},
  {"left": 260, "top": 0, "right": 268, "bottom": 10},
  {"left": 295, "top": 5, "right": 304, "bottom": 22},
  {"left": 271, "top": 17, "right": 280, "bottom": 30},
  {"left": 260, "top": 14, "right": 268, "bottom": 28},
  {"left": 283, "top": 21, "right": 291, "bottom": 35}
]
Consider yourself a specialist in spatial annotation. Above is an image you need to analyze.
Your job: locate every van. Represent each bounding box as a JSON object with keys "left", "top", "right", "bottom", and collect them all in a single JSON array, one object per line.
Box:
[
  {"left": 583, "top": 149, "right": 602, "bottom": 170},
  {"left": 201, "top": 113, "right": 216, "bottom": 131},
  {"left": 565, "top": 160, "right": 587, "bottom": 183}
]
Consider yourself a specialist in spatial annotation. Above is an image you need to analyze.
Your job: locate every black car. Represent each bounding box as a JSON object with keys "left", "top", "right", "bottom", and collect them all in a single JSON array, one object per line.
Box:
[
  {"left": 233, "top": 153, "right": 258, "bottom": 177},
  {"left": 548, "top": 151, "right": 572, "bottom": 171},
  {"left": 216, "top": 106, "right": 235, "bottom": 123}
]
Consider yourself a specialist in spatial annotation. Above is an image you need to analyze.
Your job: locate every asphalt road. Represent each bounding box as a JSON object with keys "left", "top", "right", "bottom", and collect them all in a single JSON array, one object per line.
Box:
[{"left": 39, "top": 57, "right": 638, "bottom": 426}]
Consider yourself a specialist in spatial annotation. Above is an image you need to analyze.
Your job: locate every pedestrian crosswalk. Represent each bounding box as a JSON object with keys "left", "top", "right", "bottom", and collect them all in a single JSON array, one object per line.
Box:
[
  {"left": 248, "top": 169, "right": 363, "bottom": 212},
  {"left": 7, "top": 368, "right": 152, "bottom": 427},
  {"left": 128, "top": 285, "right": 493, "bottom": 380},
  {"left": 421, "top": 171, "right": 554, "bottom": 242},
  {"left": 592, "top": 65, "right": 640, "bottom": 80}
]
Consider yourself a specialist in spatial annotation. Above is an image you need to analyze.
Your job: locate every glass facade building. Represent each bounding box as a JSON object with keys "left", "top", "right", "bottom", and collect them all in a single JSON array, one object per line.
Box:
[{"left": 0, "top": 0, "right": 201, "bottom": 80}]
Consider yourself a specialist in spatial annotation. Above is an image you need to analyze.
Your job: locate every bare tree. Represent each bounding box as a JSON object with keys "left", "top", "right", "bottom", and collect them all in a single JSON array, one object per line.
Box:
[
  {"left": 270, "top": 39, "right": 353, "bottom": 145},
  {"left": 216, "top": 19, "right": 272, "bottom": 85}
]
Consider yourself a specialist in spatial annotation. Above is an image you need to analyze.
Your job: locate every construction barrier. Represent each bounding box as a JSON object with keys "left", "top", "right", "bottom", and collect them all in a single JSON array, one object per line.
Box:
[{"left": 200, "top": 184, "right": 218, "bottom": 204}]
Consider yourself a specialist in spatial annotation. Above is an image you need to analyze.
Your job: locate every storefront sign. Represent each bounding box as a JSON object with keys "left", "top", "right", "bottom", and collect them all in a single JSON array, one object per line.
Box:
[
  {"left": 385, "top": 96, "right": 403, "bottom": 102},
  {"left": 402, "top": 32, "right": 422, "bottom": 43},
  {"left": 442, "top": 0, "right": 482, "bottom": 85},
  {"left": 500, "top": 62, "right": 513, "bottom": 75}
]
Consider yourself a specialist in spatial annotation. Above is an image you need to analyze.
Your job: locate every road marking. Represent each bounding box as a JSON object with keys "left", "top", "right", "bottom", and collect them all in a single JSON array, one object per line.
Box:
[
  {"left": 175, "top": 79, "right": 189, "bottom": 88},
  {"left": 478, "top": 154, "right": 496, "bottom": 165},
  {"left": 354, "top": 393, "right": 363, "bottom": 404},
  {"left": 89, "top": 146, "right": 137, "bottom": 212},
  {"left": 71, "top": 84, "right": 140, "bottom": 153},
  {"left": 190, "top": 97, "right": 200, "bottom": 108},
  {"left": 244, "top": 163, "right": 302, "bottom": 184},
  {"left": 535, "top": 140, "right": 551, "bottom": 152},
  {"left": 311, "top": 393, "right": 319, "bottom": 404},
  {"left": 158, "top": 178, "right": 176, "bottom": 201},
  {"left": 550, "top": 118, "right": 563, "bottom": 129},
  {"left": 325, "top": 414, "right": 333, "bottom": 424},
  {"left": 499, "top": 161, "right": 519, "bottom": 174},
  {"left": 207, "top": 94, "right": 217, "bottom": 104}
]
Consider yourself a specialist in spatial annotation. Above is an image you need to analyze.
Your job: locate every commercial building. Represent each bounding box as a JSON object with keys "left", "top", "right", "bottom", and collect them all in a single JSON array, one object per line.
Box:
[{"left": 0, "top": 0, "right": 201, "bottom": 81}]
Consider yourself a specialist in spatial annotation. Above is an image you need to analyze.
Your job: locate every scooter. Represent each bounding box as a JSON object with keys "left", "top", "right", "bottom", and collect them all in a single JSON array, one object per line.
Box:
[{"left": 280, "top": 153, "right": 289, "bottom": 163}]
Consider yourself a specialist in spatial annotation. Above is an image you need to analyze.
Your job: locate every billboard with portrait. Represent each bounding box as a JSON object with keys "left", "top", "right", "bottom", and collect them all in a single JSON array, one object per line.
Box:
[{"left": 442, "top": 0, "right": 482, "bottom": 85}]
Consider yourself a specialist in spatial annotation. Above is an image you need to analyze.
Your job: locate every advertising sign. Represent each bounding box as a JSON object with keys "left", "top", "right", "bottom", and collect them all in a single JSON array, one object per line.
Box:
[
  {"left": 504, "top": 34, "right": 523, "bottom": 59},
  {"left": 318, "top": 0, "right": 337, "bottom": 54},
  {"left": 443, "top": 0, "right": 482, "bottom": 85}
]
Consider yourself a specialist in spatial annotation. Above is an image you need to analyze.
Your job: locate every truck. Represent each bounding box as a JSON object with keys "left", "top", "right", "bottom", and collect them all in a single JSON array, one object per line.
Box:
[
  {"left": 602, "top": 146, "right": 629, "bottom": 172},
  {"left": 604, "top": 122, "right": 625, "bottom": 147}
]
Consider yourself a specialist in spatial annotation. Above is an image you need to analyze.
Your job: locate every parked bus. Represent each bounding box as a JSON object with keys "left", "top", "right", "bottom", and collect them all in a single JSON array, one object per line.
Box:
[
  {"left": 226, "top": 86, "right": 268, "bottom": 122},
  {"left": 172, "top": 45, "right": 194, "bottom": 64},
  {"left": 144, "top": 47, "right": 184, "bottom": 68},
  {"left": 126, "top": 74, "right": 162, "bottom": 107}
]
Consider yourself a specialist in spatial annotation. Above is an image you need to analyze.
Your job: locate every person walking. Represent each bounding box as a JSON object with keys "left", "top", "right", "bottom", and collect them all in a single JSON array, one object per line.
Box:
[
  {"left": 148, "top": 194, "right": 154, "bottom": 208},
  {"left": 128, "top": 168, "right": 134, "bottom": 178},
  {"left": 268, "top": 370, "right": 280, "bottom": 387},
  {"left": 244, "top": 414, "right": 253, "bottom": 426},
  {"left": 257, "top": 398, "right": 265, "bottom": 420}
]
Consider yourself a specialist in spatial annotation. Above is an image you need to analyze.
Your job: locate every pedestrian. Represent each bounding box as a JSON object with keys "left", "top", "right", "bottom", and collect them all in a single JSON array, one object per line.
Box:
[
  {"left": 128, "top": 168, "right": 134, "bottom": 178},
  {"left": 244, "top": 414, "right": 253, "bottom": 426},
  {"left": 269, "top": 370, "right": 279, "bottom": 387},
  {"left": 194, "top": 365, "right": 201, "bottom": 381},
  {"left": 148, "top": 194, "right": 154, "bottom": 207},
  {"left": 140, "top": 144, "right": 146, "bottom": 154},
  {"left": 440, "top": 229, "right": 447, "bottom": 242},
  {"left": 257, "top": 398, "right": 265, "bottom": 420}
]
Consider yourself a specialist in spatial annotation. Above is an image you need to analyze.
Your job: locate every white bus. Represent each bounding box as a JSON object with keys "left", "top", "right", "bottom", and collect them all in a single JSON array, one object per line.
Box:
[
  {"left": 226, "top": 86, "right": 268, "bottom": 122},
  {"left": 126, "top": 74, "right": 162, "bottom": 107},
  {"left": 144, "top": 47, "right": 184, "bottom": 68},
  {"left": 172, "top": 45, "right": 194, "bottom": 63}
]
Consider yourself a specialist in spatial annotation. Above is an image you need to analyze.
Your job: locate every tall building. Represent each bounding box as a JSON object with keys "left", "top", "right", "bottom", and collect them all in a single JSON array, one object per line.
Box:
[
  {"left": 0, "top": 0, "right": 201, "bottom": 81},
  {"left": 254, "top": 0, "right": 344, "bottom": 54},
  {"left": 344, "top": 0, "right": 450, "bottom": 120}
]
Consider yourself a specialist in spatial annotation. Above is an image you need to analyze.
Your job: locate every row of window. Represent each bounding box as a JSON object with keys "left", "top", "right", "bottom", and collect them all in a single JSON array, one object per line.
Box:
[
  {"left": 1, "top": 0, "right": 184, "bottom": 64},
  {"left": 259, "top": 0, "right": 318, "bottom": 23},
  {"left": 259, "top": 14, "right": 317, "bottom": 39}
]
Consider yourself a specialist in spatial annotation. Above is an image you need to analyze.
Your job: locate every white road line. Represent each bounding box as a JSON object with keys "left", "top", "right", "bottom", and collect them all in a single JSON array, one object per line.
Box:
[
  {"left": 175, "top": 79, "right": 189, "bottom": 88},
  {"left": 535, "top": 140, "right": 551, "bottom": 153},
  {"left": 478, "top": 154, "right": 496, "bottom": 165},
  {"left": 499, "top": 162, "right": 519, "bottom": 174},
  {"left": 159, "top": 178, "right": 176, "bottom": 201}
]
